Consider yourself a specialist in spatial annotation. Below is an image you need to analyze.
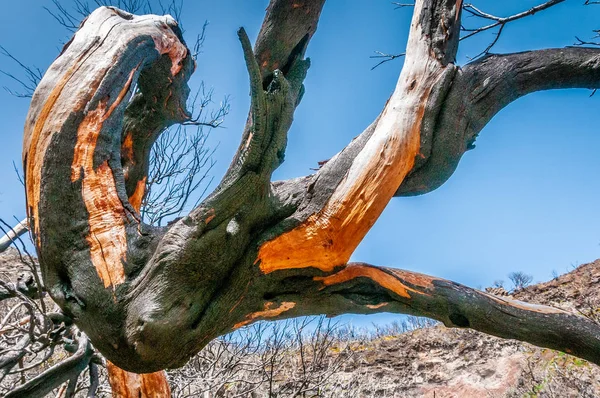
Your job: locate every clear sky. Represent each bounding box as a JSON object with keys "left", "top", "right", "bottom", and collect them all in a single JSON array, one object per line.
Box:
[{"left": 1, "top": 1, "right": 599, "bottom": 328}]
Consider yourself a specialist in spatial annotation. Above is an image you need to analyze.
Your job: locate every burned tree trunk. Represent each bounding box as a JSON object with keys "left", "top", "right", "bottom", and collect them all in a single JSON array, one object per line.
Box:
[
  {"left": 107, "top": 361, "right": 170, "bottom": 398},
  {"left": 22, "top": 0, "right": 600, "bottom": 379}
]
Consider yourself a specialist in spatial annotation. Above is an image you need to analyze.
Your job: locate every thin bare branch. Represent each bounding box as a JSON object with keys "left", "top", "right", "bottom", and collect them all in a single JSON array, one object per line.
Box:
[
  {"left": 392, "top": 2, "right": 414, "bottom": 8},
  {"left": 374, "top": 0, "right": 568, "bottom": 68},
  {"left": 0, "top": 46, "right": 43, "bottom": 98},
  {"left": 4, "top": 333, "right": 92, "bottom": 398},
  {"left": 461, "top": 0, "right": 566, "bottom": 58},
  {"left": 0, "top": 220, "right": 28, "bottom": 254},
  {"left": 142, "top": 125, "right": 217, "bottom": 226},
  {"left": 370, "top": 51, "right": 406, "bottom": 70}
]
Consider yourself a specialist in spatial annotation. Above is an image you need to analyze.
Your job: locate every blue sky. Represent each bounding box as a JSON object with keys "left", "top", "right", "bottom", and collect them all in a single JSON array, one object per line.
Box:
[{"left": 1, "top": 1, "right": 599, "bottom": 327}]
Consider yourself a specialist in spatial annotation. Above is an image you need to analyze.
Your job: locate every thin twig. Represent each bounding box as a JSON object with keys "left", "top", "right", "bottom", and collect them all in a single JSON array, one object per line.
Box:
[{"left": 461, "top": 0, "right": 565, "bottom": 58}]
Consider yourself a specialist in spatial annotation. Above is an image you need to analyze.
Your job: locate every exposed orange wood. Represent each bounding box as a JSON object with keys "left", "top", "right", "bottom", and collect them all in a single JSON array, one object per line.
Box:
[
  {"left": 314, "top": 264, "right": 423, "bottom": 299},
  {"left": 257, "top": 92, "right": 428, "bottom": 274},
  {"left": 121, "top": 132, "right": 134, "bottom": 168},
  {"left": 70, "top": 68, "right": 138, "bottom": 289},
  {"left": 366, "top": 302, "right": 389, "bottom": 309},
  {"left": 233, "top": 301, "right": 296, "bottom": 329},
  {"left": 385, "top": 268, "right": 436, "bottom": 289},
  {"left": 456, "top": 0, "right": 463, "bottom": 21},
  {"left": 204, "top": 208, "right": 216, "bottom": 224},
  {"left": 107, "top": 361, "right": 171, "bottom": 398},
  {"left": 256, "top": 1, "right": 449, "bottom": 276},
  {"left": 129, "top": 178, "right": 147, "bottom": 213}
]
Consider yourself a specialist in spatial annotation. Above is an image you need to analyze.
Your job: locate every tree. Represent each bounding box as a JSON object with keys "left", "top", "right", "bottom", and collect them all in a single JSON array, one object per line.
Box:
[
  {"left": 508, "top": 271, "right": 534, "bottom": 291},
  {"left": 10, "top": 0, "right": 600, "bottom": 394}
]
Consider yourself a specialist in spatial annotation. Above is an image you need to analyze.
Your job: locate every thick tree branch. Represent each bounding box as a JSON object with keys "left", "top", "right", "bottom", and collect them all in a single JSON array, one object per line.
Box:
[
  {"left": 464, "top": 47, "right": 600, "bottom": 128},
  {"left": 119, "top": 40, "right": 195, "bottom": 209},
  {"left": 253, "top": 0, "right": 325, "bottom": 87},
  {"left": 106, "top": 361, "right": 171, "bottom": 397},
  {"left": 23, "top": 6, "right": 194, "bottom": 372},
  {"left": 116, "top": 0, "right": 321, "bottom": 372},
  {"left": 396, "top": 46, "right": 600, "bottom": 196},
  {"left": 249, "top": 262, "right": 600, "bottom": 366},
  {"left": 255, "top": 0, "right": 462, "bottom": 274}
]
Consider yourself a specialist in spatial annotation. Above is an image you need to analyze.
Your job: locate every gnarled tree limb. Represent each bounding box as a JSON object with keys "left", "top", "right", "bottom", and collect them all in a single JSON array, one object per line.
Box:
[
  {"left": 396, "top": 46, "right": 600, "bottom": 196},
  {"left": 249, "top": 262, "right": 600, "bottom": 366},
  {"left": 22, "top": 0, "right": 600, "bottom": 376}
]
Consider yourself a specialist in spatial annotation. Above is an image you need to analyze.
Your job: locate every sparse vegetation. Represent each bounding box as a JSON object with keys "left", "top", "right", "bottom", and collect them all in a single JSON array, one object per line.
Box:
[
  {"left": 508, "top": 271, "right": 534, "bottom": 291},
  {"left": 1, "top": 246, "right": 600, "bottom": 396}
]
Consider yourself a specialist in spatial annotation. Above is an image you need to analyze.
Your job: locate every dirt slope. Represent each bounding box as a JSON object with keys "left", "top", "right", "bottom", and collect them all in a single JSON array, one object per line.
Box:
[{"left": 332, "top": 260, "right": 600, "bottom": 397}]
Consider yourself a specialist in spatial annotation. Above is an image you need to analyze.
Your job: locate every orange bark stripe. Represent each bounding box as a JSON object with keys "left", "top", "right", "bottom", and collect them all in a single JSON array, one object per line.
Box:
[
  {"left": 257, "top": 97, "right": 427, "bottom": 274},
  {"left": 128, "top": 178, "right": 146, "bottom": 213},
  {"left": 121, "top": 132, "right": 134, "bottom": 164},
  {"left": 366, "top": 302, "right": 389, "bottom": 309},
  {"left": 84, "top": 161, "right": 128, "bottom": 288},
  {"left": 204, "top": 208, "right": 216, "bottom": 224},
  {"left": 233, "top": 301, "right": 296, "bottom": 329},
  {"left": 107, "top": 361, "right": 171, "bottom": 398},
  {"left": 71, "top": 67, "right": 138, "bottom": 288},
  {"left": 314, "top": 265, "right": 422, "bottom": 299},
  {"left": 385, "top": 268, "right": 436, "bottom": 289},
  {"left": 456, "top": 0, "right": 464, "bottom": 21},
  {"left": 256, "top": 3, "right": 448, "bottom": 276}
]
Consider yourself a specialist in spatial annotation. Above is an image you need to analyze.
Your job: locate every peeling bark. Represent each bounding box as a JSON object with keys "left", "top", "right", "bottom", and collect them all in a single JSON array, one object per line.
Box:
[
  {"left": 22, "top": 0, "right": 600, "bottom": 378},
  {"left": 107, "top": 362, "right": 170, "bottom": 398}
]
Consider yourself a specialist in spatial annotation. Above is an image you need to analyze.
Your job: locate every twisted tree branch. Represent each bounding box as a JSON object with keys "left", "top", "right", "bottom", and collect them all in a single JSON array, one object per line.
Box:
[
  {"left": 248, "top": 262, "right": 600, "bottom": 366},
  {"left": 21, "top": 0, "right": 600, "bottom": 376},
  {"left": 396, "top": 46, "right": 600, "bottom": 196}
]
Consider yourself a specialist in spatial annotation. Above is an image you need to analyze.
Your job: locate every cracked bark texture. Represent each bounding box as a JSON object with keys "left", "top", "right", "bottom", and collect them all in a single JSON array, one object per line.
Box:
[{"left": 22, "top": 0, "right": 600, "bottom": 379}]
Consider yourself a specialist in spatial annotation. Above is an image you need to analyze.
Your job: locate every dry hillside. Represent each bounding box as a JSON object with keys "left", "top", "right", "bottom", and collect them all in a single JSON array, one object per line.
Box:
[{"left": 1, "top": 247, "right": 599, "bottom": 397}]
